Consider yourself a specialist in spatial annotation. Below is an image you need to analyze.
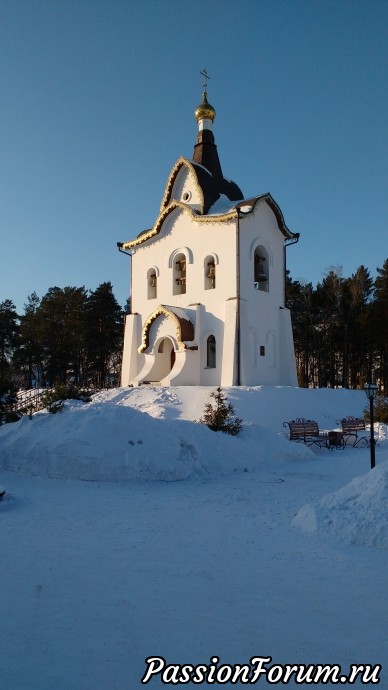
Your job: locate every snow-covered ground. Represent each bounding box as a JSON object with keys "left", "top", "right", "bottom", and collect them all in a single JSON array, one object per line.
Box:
[{"left": 0, "top": 386, "right": 387, "bottom": 688}]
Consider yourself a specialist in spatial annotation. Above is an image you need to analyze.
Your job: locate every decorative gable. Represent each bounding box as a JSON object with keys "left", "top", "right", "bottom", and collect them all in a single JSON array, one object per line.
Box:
[
  {"left": 160, "top": 158, "right": 205, "bottom": 213},
  {"left": 167, "top": 161, "right": 204, "bottom": 212}
]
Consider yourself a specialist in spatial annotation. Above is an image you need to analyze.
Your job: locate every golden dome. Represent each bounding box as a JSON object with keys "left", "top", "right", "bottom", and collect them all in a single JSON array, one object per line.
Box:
[{"left": 195, "top": 91, "right": 216, "bottom": 123}]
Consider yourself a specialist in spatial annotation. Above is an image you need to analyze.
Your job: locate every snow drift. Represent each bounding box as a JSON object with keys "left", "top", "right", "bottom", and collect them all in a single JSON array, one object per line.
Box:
[
  {"left": 1, "top": 385, "right": 387, "bottom": 551},
  {"left": 293, "top": 460, "right": 388, "bottom": 550},
  {"left": 1, "top": 385, "right": 388, "bottom": 690},
  {"left": 0, "top": 394, "right": 310, "bottom": 482}
]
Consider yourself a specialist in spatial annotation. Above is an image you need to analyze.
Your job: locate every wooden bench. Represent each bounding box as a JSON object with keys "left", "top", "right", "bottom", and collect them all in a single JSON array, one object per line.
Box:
[
  {"left": 337, "top": 416, "right": 369, "bottom": 447},
  {"left": 283, "top": 418, "right": 329, "bottom": 449}
]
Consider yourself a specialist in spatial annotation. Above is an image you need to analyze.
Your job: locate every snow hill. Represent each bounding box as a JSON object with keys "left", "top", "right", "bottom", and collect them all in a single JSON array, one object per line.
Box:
[
  {"left": 0, "top": 385, "right": 387, "bottom": 550},
  {"left": 0, "top": 385, "right": 375, "bottom": 482}
]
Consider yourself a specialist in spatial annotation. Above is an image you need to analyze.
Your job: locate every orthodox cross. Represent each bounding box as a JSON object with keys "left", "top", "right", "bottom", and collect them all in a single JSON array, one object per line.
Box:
[{"left": 200, "top": 68, "right": 210, "bottom": 90}]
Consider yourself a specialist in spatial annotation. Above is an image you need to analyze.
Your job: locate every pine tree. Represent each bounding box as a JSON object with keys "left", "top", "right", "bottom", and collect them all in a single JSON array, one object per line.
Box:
[
  {"left": 0, "top": 299, "right": 19, "bottom": 394},
  {"left": 15, "top": 292, "right": 43, "bottom": 388},
  {"left": 314, "top": 267, "right": 347, "bottom": 388},
  {"left": 346, "top": 266, "right": 373, "bottom": 388},
  {"left": 200, "top": 387, "right": 243, "bottom": 436},
  {"left": 286, "top": 274, "right": 316, "bottom": 387},
  {"left": 372, "top": 259, "right": 388, "bottom": 394},
  {"left": 38, "top": 286, "right": 88, "bottom": 386},
  {"left": 85, "top": 282, "right": 123, "bottom": 388}
]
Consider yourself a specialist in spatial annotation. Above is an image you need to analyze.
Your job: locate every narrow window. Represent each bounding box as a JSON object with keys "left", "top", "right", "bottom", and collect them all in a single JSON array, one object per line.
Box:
[
  {"left": 147, "top": 268, "right": 157, "bottom": 299},
  {"left": 207, "top": 335, "right": 216, "bottom": 368},
  {"left": 204, "top": 255, "right": 216, "bottom": 290},
  {"left": 260, "top": 345, "right": 265, "bottom": 356},
  {"left": 254, "top": 247, "right": 269, "bottom": 292},
  {"left": 173, "top": 253, "right": 187, "bottom": 295}
]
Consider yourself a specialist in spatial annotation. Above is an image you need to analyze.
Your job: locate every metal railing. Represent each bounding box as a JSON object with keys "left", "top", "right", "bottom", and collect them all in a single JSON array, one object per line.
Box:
[{"left": 12, "top": 389, "right": 48, "bottom": 415}]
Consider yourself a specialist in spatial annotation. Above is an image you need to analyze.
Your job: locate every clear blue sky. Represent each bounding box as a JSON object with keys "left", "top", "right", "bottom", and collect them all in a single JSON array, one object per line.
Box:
[{"left": 1, "top": 0, "right": 387, "bottom": 313}]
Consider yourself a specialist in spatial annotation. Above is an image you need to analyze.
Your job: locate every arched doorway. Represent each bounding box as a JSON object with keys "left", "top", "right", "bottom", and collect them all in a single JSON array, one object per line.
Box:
[{"left": 150, "top": 337, "right": 175, "bottom": 382}]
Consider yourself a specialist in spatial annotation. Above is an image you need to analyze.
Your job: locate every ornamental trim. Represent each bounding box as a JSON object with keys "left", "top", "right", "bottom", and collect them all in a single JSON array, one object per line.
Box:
[
  {"left": 138, "top": 305, "right": 193, "bottom": 354},
  {"left": 121, "top": 201, "right": 237, "bottom": 250},
  {"left": 160, "top": 157, "right": 204, "bottom": 213}
]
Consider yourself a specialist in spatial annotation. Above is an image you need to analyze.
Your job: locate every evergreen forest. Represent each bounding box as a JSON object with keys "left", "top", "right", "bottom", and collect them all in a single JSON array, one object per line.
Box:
[
  {"left": 0, "top": 258, "right": 387, "bottom": 396},
  {"left": 286, "top": 259, "right": 388, "bottom": 393},
  {"left": 0, "top": 282, "right": 124, "bottom": 394}
]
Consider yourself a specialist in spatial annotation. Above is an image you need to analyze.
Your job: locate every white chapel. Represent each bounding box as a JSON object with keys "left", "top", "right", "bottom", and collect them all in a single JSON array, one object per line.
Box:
[{"left": 118, "top": 79, "right": 299, "bottom": 387}]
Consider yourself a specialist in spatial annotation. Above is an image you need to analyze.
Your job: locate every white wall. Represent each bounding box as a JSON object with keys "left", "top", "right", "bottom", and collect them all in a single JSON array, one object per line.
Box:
[
  {"left": 122, "top": 198, "right": 297, "bottom": 387},
  {"left": 131, "top": 209, "right": 237, "bottom": 324},
  {"left": 238, "top": 201, "right": 296, "bottom": 386}
]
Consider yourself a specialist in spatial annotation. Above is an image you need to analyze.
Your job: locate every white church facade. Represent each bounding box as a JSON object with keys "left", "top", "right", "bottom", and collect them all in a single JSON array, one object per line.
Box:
[{"left": 118, "top": 83, "right": 299, "bottom": 387}]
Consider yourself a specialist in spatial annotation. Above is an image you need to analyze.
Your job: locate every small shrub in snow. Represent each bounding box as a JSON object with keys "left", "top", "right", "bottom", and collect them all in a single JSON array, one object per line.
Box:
[
  {"left": 0, "top": 393, "right": 22, "bottom": 425},
  {"left": 42, "top": 384, "right": 92, "bottom": 414},
  {"left": 200, "top": 387, "right": 243, "bottom": 436}
]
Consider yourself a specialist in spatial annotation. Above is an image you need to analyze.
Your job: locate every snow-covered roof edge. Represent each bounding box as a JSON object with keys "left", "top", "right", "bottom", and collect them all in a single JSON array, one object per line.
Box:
[
  {"left": 117, "top": 192, "right": 299, "bottom": 249},
  {"left": 235, "top": 194, "right": 299, "bottom": 240}
]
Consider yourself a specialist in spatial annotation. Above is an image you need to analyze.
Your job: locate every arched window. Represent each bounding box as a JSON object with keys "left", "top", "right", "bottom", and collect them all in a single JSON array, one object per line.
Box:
[
  {"left": 206, "top": 335, "right": 216, "bottom": 368},
  {"left": 204, "top": 255, "right": 216, "bottom": 290},
  {"left": 254, "top": 246, "right": 269, "bottom": 292},
  {"left": 147, "top": 268, "right": 157, "bottom": 299},
  {"left": 173, "top": 252, "right": 186, "bottom": 295}
]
